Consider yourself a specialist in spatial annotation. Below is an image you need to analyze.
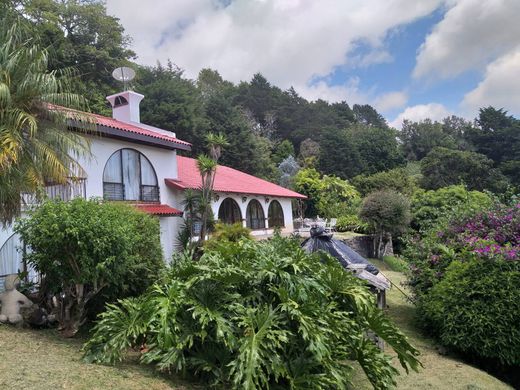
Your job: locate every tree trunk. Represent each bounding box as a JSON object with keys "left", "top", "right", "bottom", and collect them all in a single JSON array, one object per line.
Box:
[{"left": 57, "top": 283, "right": 93, "bottom": 337}]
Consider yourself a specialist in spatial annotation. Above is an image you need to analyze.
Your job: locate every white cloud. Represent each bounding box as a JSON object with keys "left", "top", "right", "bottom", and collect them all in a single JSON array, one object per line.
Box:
[
  {"left": 414, "top": 0, "right": 520, "bottom": 80},
  {"left": 373, "top": 91, "right": 408, "bottom": 112},
  {"left": 462, "top": 47, "right": 520, "bottom": 116},
  {"left": 294, "top": 77, "right": 371, "bottom": 104},
  {"left": 107, "top": 0, "right": 443, "bottom": 102},
  {"left": 389, "top": 103, "right": 451, "bottom": 129},
  {"left": 349, "top": 48, "right": 393, "bottom": 68}
]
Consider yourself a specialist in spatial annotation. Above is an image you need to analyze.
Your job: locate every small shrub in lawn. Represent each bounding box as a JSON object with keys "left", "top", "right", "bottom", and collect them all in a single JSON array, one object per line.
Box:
[
  {"left": 360, "top": 190, "right": 411, "bottom": 258},
  {"left": 84, "top": 236, "right": 420, "bottom": 389}
]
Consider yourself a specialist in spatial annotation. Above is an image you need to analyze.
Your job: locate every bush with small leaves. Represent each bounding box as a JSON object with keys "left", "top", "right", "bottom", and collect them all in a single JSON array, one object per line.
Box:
[{"left": 16, "top": 198, "right": 163, "bottom": 336}]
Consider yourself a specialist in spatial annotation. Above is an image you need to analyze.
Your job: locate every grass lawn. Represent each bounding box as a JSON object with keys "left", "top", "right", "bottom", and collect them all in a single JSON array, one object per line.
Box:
[
  {"left": 0, "top": 259, "right": 512, "bottom": 390},
  {"left": 0, "top": 326, "right": 199, "bottom": 390},
  {"left": 351, "top": 259, "right": 512, "bottom": 390}
]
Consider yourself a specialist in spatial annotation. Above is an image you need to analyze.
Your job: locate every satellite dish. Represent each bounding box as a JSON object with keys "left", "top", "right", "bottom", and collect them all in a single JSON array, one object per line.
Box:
[{"left": 112, "top": 67, "right": 135, "bottom": 90}]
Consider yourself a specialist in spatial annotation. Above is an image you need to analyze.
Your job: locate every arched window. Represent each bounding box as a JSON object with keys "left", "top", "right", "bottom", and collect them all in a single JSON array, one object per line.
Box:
[
  {"left": 246, "top": 199, "right": 265, "bottom": 230},
  {"left": 103, "top": 149, "right": 159, "bottom": 202},
  {"left": 268, "top": 200, "right": 285, "bottom": 228},
  {"left": 0, "top": 233, "right": 24, "bottom": 276},
  {"left": 218, "top": 198, "right": 242, "bottom": 224}
]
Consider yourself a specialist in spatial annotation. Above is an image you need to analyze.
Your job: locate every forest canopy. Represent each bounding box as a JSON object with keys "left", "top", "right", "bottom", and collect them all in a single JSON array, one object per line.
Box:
[{"left": 6, "top": 0, "right": 520, "bottom": 202}]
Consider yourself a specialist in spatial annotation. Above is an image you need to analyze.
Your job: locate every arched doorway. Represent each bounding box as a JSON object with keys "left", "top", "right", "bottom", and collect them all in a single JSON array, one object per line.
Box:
[
  {"left": 268, "top": 200, "right": 284, "bottom": 228},
  {"left": 218, "top": 198, "right": 242, "bottom": 224},
  {"left": 246, "top": 199, "right": 265, "bottom": 229}
]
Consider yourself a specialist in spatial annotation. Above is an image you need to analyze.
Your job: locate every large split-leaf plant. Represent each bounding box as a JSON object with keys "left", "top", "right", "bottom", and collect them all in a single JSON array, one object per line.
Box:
[{"left": 84, "top": 236, "right": 420, "bottom": 389}]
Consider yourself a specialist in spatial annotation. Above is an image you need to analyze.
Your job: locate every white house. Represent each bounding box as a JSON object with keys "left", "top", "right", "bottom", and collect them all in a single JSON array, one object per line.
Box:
[{"left": 0, "top": 89, "right": 306, "bottom": 278}]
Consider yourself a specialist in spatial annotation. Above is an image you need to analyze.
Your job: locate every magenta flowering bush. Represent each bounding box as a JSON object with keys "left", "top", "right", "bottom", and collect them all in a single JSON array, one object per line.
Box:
[
  {"left": 404, "top": 201, "right": 520, "bottom": 366},
  {"left": 405, "top": 202, "right": 520, "bottom": 298},
  {"left": 453, "top": 203, "right": 520, "bottom": 260}
]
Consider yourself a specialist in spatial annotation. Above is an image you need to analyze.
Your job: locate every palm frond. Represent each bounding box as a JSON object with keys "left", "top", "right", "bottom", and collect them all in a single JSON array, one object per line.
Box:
[{"left": 0, "top": 15, "right": 93, "bottom": 225}]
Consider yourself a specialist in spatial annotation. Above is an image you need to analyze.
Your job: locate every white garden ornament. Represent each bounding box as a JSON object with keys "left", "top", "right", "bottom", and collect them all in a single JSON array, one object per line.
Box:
[{"left": 0, "top": 274, "right": 33, "bottom": 324}]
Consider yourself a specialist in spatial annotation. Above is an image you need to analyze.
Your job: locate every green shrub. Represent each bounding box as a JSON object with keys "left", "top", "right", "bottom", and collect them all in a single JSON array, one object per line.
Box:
[
  {"left": 352, "top": 168, "right": 418, "bottom": 197},
  {"left": 293, "top": 168, "right": 361, "bottom": 218},
  {"left": 205, "top": 222, "right": 252, "bottom": 249},
  {"left": 335, "top": 214, "right": 371, "bottom": 233},
  {"left": 411, "top": 185, "right": 492, "bottom": 233},
  {"left": 404, "top": 200, "right": 520, "bottom": 369},
  {"left": 84, "top": 236, "right": 420, "bottom": 389},
  {"left": 382, "top": 256, "right": 408, "bottom": 273},
  {"left": 360, "top": 191, "right": 411, "bottom": 258},
  {"left": 420, "top": 257, "right": 520, "bottom": 365},
  {"left": 16, "top": 198, "right": 164, "bottom": 336}
]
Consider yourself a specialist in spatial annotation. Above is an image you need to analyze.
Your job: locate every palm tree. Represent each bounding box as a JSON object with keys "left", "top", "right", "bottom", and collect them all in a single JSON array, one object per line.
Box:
[
  {"left": 195, "top": 133, "right": 228, "bottom": 242},
  {"left": 0, "top": 16, "right": 91, "bottom": 225},
  {"left": 196, "top": 154, "right": 218, "bottom": 242}
]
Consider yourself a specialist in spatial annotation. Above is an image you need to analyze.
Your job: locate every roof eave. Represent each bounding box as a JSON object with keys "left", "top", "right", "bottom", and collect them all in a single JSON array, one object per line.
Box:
[
  {"left": 165, "top": 179, "right": 306, "bottom": 199},
  {"left": 70, "top": 121, "right": 192, "bottom": 151}
]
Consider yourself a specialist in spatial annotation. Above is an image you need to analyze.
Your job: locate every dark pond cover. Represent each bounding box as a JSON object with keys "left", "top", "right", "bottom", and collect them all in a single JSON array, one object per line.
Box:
[{"left": 301, "top": 226, "right": 379, "bottom": 275}]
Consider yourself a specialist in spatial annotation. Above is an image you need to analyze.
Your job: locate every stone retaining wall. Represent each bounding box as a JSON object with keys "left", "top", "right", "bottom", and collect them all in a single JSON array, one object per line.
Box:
[{"left": 343, "top": 235, "right": 394, "bottom": 258}]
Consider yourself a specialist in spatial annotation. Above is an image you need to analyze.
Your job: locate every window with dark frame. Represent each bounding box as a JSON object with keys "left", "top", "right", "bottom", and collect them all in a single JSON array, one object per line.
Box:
[
  {"left": 268, "top": 200, "right": 285, "bottom": 228},
  {"left": 102, "top": 148, "right": 159, "bottom": 202},
  {"left": 246, "top": 199, "right": 265, "bottom": 230},
  {"left": 218, "top": 198, "right": 242, "bottom": 224}
]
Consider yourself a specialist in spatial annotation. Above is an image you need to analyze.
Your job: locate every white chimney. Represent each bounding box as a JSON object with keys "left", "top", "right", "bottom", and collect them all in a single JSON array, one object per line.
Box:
[{"left": 106, "top": 90, "right": 144, "bottom": 123}]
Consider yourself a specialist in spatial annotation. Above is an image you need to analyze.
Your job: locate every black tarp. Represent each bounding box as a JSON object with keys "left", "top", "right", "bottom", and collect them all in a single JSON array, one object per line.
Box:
[{"left": 301, "top": 226, "right": 380, "bottom": 275}]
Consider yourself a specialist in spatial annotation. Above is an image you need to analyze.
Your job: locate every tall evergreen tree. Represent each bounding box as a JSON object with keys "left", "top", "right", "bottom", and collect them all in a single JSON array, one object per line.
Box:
[{"left": 13, "top": 0, "right": 135, "bottom": 114}]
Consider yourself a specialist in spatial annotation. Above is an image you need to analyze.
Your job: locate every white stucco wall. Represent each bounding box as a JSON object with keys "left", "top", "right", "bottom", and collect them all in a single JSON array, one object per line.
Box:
[
  {"left": 209, "top": 192, "right": 295, "bottom": 235},
  {"left": 0, "top": 134, "right": 299, "bottom": 269},
  {"left": 0, "top": 136, "right": 184, "bottom": 266},
  {"left": 78, "top": 136, "right": 183, "bottom": 261},
  {"left": 78, "top": 136, "right": 179, "bottom": 202}
]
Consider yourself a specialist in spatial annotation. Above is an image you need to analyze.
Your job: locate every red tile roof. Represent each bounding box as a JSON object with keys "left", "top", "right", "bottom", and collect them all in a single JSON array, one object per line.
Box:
[
  {"left": 134, "top": 204, "right": 182, "bottom": 216},
  {"left": 52, "top": 105, "right": 191, "bottom": 149},
  {"left": 91, "top": 113, "right": 191, "bottom": 148},
  {"left": 166, "top": 156, "right": 306, "bottom": 199}
]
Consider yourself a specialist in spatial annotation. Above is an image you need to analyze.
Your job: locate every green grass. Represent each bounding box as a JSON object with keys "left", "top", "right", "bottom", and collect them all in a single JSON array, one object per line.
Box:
[
  {"left": 351, "top": 259, "right": 512, "bottom": 390},
  {"left": 381, "top": 255, "right": 409, "bottom": 273},
  {"left": 0, "top": 326, "right": 199, "bottom": 390},
  {"left": 0, "top": 262, "right": 512, "bottom": 390}
]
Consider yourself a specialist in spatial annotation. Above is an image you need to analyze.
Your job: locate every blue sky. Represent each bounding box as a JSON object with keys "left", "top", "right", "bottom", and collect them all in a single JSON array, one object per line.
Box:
[{"left": 107, "top": 0, "right": 520, "bottom": 128}]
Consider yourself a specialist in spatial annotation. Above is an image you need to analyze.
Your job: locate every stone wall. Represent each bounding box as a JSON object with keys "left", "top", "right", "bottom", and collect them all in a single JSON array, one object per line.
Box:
[{"left": 343, "top": 235, "right": 394, "bottom": 258}]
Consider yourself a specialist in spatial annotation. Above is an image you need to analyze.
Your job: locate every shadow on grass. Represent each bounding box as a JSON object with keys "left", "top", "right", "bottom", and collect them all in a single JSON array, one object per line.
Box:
[{"left": 1, "top": 325, "right": 202, "bottom": 389}]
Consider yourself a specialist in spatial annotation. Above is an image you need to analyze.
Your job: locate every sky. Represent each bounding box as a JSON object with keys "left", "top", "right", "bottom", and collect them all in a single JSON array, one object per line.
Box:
[{"left": 106, "top": 0, "right": 520, "bottom": 128}]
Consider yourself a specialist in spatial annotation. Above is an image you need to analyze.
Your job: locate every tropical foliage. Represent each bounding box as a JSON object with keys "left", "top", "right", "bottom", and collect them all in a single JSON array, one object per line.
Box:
[
  {"left": 404, "top": 201, "right": 520, "bottom": 366},
  {"left": 84, "top": 236, "right": 420, "bottom": 389},
  {"left": 335, "top": 214, "right": 370, "bottom": 234},
  {"left": 0, "top": 14, "right": 91, "bottom": 225},
  {"left": 16, "top": 198, "right": 163, "bottom": 336},
  {"left": 410, "top": 185, "right": 492, "bottom": 233},
  {"left": 293, "top": 168, "right": 360, "bottom": 218}
]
